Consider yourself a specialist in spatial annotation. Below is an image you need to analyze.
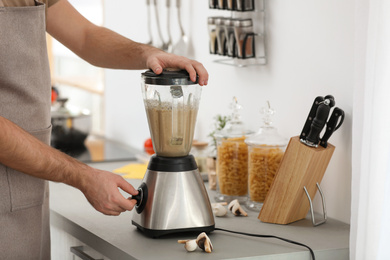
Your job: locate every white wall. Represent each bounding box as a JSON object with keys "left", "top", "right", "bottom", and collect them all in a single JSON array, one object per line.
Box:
[{"left": 104, "top": 0, "right": 354, "bottom": 224}]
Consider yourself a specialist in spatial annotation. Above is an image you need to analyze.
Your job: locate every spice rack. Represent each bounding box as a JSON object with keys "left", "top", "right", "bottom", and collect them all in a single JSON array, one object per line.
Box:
[{"left": 208, "top": 0, "right": 266, "bottom": 67}]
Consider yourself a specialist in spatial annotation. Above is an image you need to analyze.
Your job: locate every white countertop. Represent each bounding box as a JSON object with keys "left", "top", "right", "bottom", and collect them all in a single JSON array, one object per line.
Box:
[{"left": 50, "top": 161, "right": 349, "bottom": 260}]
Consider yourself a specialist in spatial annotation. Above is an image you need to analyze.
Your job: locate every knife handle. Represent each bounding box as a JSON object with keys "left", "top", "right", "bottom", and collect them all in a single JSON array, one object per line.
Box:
[
  {"left": 324, "top": 95, "right": 336, "bottom": 108},
  {"left": 320, "top": 107, "right": 345, "bottom": 148},
  {"left": 306, "top": 102, "right": 331, "bottom": 146},
  {"left": 299, "top": 96, "right": 324, "bottom": 141}
]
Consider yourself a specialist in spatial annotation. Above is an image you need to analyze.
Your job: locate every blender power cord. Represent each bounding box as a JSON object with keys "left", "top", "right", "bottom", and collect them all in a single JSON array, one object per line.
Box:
[{"left": 214, "top": 227, "right": 315, "bottom": 260}]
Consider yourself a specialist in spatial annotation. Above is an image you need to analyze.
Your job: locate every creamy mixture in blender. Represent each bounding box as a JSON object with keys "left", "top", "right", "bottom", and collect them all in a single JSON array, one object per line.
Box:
[{"left": 145, "top": 100, "right": 198, "bottom": 157}]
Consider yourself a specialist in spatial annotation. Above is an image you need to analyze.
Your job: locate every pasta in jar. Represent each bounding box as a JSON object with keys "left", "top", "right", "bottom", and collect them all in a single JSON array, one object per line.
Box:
[
  {"left": 248, "top": 146, "right": 284, "bottom": 202},
  {"left": 217, "top": 136, "right": 248, "bottom": 196}
]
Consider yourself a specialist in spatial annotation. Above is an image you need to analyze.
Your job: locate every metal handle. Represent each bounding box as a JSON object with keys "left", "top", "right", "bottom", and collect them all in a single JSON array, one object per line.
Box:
[
  {"left": 146, "top": 0, "right": 153, "bottom": 45},
  {"left": 166, "top": 0, "right": 173, "bottom": 52},
  {"left": 176, "top": 0, "right": 185, "bottom": 36},
  {"left": 70, "top": 246, "right": 103, "bottom": 260},
  {"left": 153, "top": 0, "right": 167, "bottom": 49}
]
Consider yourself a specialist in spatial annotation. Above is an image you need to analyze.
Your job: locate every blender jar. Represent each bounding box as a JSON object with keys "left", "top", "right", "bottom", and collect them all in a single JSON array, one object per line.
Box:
[
  {"left": 141, "top": 69, "right": 201, "bottom": 157},
  {"left": 215, "top": 97, "right": 252, "bottom": 203},
  {"left": 245, "top": 102, "right": 287, "bottom": 211}
]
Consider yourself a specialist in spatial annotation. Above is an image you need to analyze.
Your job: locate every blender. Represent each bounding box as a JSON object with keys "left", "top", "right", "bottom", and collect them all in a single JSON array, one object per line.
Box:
[{"left": 132, "top": 69, "right": 215, "bottom": 237}]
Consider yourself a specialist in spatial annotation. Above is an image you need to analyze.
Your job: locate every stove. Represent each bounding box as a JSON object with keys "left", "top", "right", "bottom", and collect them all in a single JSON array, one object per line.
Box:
[{"left": 54, "top": 136, "right": 139, "bottom": 163}]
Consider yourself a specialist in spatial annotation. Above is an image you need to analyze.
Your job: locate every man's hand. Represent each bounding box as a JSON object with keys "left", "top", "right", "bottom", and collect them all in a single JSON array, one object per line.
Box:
[
  {"left": 80, "top": 169, "right": 139, "bottom": 216},
  {"left": 146, "top": 51, "right": 209, "bottom": 86}
]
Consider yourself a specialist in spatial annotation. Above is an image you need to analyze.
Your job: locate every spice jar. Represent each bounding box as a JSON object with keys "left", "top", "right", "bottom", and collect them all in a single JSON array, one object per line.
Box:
[
  {"left": 215, "top": 97, "right": 252, "bottom": 203},
  {"left": 224, "top": 18, "right": 237, "bottom": 57},
  {"left": 208, "top": 17, "right": 218, "bottom": 54},
  {"left": 226, "top": 0, "right": 235, "bottom": 10},
  {"left": 235, "top": 0, "right": 254, "bottom": 11},
  {"left": 245, "top": 102, "right": 287, "bottom": 211},
  {"left": 233, "top": 18, "right": 255, "bottom": 59},
  {"left": 215, "top": 17, "right": 227, "bottom": 56},
  {"left": 209, "top": 0, "right": 217, "bottom": 9},
  {"left": 218, "top": 0, "right": 227, "bottom": 9}
]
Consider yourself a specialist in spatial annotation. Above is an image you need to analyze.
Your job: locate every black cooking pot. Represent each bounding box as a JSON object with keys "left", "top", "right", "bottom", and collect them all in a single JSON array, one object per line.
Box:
[{"left": 51, "top": 98, "right": 91, "bottom": 152}]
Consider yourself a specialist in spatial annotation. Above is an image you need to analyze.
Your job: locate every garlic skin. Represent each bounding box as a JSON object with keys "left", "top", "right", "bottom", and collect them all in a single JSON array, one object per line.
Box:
[
  {"left": 196, "top": 232, "right": 213, "bottom": 253},
  {"left": 211, "top": 203, "right": 227, "bottom": 217},
  {"left": 228, "top": 199, "right": 248, "bottom": 216},
  {"left": 178, "top": 239, "right": 197, "bottom": 252}
]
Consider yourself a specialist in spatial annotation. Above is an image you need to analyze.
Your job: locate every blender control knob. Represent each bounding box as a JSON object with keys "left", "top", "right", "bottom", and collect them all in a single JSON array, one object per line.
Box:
[
  {"left": 132, "top": 190, "right": 142, "bottom": 206},
  {"left": 133, "top": 182, "right": 148, "bottom": 214}
]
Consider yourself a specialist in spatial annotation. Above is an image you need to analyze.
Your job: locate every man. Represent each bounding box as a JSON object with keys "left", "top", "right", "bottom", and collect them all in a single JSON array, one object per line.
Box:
[{"left": 0, "top": 0, "right": 208, "bottom": 259}]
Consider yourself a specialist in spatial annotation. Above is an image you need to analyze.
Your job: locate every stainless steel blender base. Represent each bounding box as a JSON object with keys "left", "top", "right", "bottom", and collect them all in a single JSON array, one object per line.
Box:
[{"left": 132, "top": 156, "right": 215, "bottom": 237}]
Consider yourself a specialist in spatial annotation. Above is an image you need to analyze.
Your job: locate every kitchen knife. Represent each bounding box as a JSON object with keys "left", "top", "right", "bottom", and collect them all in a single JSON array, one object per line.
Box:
[
  {"left": 299, "top": 96, "right": 324, "bottom": 141},
  {"left": 300, "top": 95, "right": 335, "bottom": 142},
  {"left": 319, "top": 107, "right": 345, "bottom": 148},
  {"left": 301, "top": 97, "right": 335, "bottom": 147}
]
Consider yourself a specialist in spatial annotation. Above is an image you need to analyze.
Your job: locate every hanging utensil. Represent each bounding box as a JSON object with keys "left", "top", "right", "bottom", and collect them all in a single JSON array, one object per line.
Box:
[
  {"left": 153, "top": 0, "right": 169, "bottom": 51},
  {"left": 172, "top": 0, "right": 189, "bottom": 56},
  {"left": 166, "top": 0, "right": 173, "bottom": 52},
  {"left": 146, "top": 0, "right": 153, "bottom": 45}
]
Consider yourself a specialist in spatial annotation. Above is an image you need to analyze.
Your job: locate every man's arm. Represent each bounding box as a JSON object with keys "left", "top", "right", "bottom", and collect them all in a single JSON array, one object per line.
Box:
[
  {"left": 0, "top": 116, "right": 138, "bottom": 215},
  {"left": 46, "top": 0, "right": 208, "bottom": 86}
]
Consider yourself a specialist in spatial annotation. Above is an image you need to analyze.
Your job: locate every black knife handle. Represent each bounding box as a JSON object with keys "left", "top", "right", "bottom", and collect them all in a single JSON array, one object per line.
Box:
[
  {"left": 324, "top": 95, "right": 336, "bottom": 108},
  {"left": 320, "top": 107, "right": 345, "bottom": 148},
  {"left": 306, "top": 102, "right": 331, "bottom": 146},
  {"left": 299, "top": 96, "right": 324, "bottom": 141}
]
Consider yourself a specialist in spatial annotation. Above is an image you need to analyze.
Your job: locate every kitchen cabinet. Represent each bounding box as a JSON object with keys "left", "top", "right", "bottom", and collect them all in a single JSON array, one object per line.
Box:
[
  {"left": 50, "top": 161, "right": 349, "bottom": 260},
  {"left": 51, "top": 224, "right": 112, "bottom": 260}
]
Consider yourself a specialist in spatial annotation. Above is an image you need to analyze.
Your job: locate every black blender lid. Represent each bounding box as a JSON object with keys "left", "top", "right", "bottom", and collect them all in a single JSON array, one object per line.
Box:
[{"left": 142, "top": 69, "right": 198, "bottom": 85}]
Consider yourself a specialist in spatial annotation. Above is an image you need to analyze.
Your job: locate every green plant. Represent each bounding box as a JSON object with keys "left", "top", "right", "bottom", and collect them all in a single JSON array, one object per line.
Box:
[{"left": 208, "top": 114, "right": 231, "bottom": 156}]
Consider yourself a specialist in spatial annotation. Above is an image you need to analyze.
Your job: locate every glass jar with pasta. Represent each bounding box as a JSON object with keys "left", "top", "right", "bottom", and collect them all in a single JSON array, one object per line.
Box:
[
  {"left": 244, "top": 102, "right": 287, "bottom": 211},
  {"left": 214, "top": 97, "right": 252, "bottom": 204}
]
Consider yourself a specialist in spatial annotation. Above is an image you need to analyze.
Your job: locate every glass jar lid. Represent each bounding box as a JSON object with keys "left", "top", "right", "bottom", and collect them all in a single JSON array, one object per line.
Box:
[
  {"left": 215, "top": 96, "right": 251, "bottom": 138},
  {"left": 245, "top": 101, "right": 287, "bottom": 147}
]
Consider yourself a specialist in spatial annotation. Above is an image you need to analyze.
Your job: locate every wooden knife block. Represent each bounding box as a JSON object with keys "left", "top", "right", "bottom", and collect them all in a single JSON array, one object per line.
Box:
[{"left": 258, "top": 136, "right": 335, "bottom": 224}]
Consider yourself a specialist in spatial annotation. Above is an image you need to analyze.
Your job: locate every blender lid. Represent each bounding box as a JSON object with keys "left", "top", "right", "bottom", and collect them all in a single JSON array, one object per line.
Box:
[{"left": 142, "top": 69, "right": 198, "bottom": 85}]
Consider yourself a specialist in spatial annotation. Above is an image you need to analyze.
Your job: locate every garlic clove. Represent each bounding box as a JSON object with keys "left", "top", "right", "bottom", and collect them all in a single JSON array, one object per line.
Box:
[
  {"left": 178, "top": 239, "right": 197, "bottom": 252},
  {"left": 228, "top": 199, "right": 248, "bottom": 216},
  {"left": 211, "top": 203, "right": 227, "bottom": 217},
  {"left": 228, "top": 199, "right": 238, "bottom": 211},
  {"left": 196, "top": 232, "right": 213, "bottom": 253}
]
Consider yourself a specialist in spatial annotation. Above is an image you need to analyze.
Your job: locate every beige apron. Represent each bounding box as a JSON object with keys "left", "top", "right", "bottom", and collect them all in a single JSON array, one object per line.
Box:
[{"left": 0, "top": 1, "right": 52, "bottom": 259}]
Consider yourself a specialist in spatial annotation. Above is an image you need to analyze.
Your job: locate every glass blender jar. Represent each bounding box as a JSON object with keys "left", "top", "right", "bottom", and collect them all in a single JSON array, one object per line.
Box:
[
  {"left": 142, "top": 70, "right": 200, "bottom": 157},
  {"left": 245, "top": 102, "right": 287, "bottom": 211},
  {"left": 132, "top": 69, "right": 215, "bottom": 237},
  {"left": 214, "top": 97, "right": 252, "bottom": 204}
]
